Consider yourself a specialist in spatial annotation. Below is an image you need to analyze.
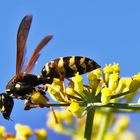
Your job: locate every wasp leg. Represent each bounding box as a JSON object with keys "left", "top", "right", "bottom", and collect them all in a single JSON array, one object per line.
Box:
[{"left": 24, "top": 90, "right": 58, "bottom": 123}]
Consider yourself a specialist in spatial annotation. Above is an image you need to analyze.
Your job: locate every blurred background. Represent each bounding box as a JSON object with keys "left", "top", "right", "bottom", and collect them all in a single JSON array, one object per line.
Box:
[{"left": 0, "top": 0, "right": 140, "bottom": 139}]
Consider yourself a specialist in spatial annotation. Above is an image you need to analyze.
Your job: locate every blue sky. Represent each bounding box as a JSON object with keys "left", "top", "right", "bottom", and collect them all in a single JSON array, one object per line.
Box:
[{"left": 0, "top": 0, "right": 140, "bottom": 139}]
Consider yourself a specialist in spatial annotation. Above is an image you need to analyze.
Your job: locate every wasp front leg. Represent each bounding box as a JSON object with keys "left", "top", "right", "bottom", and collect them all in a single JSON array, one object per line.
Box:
[
  {"left": 24, "top": 88, "right": 58, "bottom": 123},
  {"left": 24, "top": 87, "right": 49, "bottom": 110}
]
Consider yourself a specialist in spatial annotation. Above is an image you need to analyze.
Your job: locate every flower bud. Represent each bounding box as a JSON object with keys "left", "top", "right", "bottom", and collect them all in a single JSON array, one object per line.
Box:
[
  {"left": 72, "top": 73, "right": 83, "bottom": 94},
  {"left": 68, "top": 101, "right": 84, "bottom": 118},
  {"left": 15, "top": 124, "right": 33, "bottom": 140},
  {"left": 88, "top": 72, "right": 100, "bottom": 91},
  {"left": 108, "top": 73, "right": 119, "bottom": 91},
  {"left": 111, "top": 63, "right": 120, "bottom": 73},
  {"left": 35, "top": 129, "right": 47, "bottom": 140},
  {"left": 0, "top": 126, "right": 5, "bottom": 137},
  {"left": 47, "top": 78, "right": 64, "bottom": 102},
  {"left": 92, "top": 68, "right": 101, "bottom": 79},
  {"left": 103, "top": 64, "right": 113, "bottom": 83},
  {"left": 101, "top": 87, "right": 113, "bottom": 104},
  {"left": 31, "top": 92, "right": 48, "bottom": 106},
  {"left": 129, "top": 73, "right": 140, "bottom": 92},
  {"left": 114, "top": 116, "right": 129, "bottom": 133}
]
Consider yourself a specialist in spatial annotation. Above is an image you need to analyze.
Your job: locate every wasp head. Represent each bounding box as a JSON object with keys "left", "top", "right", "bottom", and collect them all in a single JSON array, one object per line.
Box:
[
  {"left": 0, "top": 93, "right": 14, "bottom": 120},
  {"left": 6, "top": 76, "right": 18, "bottom": 94}
]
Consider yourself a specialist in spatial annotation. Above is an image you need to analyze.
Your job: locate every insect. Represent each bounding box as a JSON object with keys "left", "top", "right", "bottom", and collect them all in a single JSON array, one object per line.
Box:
[
  {"left": 0, "top": 14, "right": 100, "bottom": 120},
  {"left": 0, "top": 15, "right": 53, "bottom": 119}
]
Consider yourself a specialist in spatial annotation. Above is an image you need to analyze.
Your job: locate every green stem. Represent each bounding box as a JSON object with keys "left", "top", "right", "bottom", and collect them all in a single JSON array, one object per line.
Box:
[
  {"left": 97, "top": 108, "right": 140, "bottom": 113},
  {"left": 97, "top": 110, "right": 110, "bottom": 140},
  {"left": 94, "top": 102, "right": 140, "bottom": 110},
  {"left": 84, "top": 107, "right": 95, "bottom": 140}
]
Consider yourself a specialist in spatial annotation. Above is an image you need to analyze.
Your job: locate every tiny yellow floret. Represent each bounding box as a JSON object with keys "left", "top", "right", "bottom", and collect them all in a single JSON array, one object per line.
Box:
[
  {"left": 101, "top": 86, "right": 113, "bottom": 104},
  {"left": 72, "top": 73, "right": 83, "bottom": 94},
  {"left": 0, "top": 126, "right": 5, "bottom": 136},
  {"left": 111, "top": 63, "right": 120, "bottom": 73},
  {"left": 133, "top": 73, "right": 140, "bottom": 81},
  {"left": 101, "top": 86, "right": 112, "bottom": 97},
  {"left": 35, "top": 129, "right": 47, "bottom": 140},
  {"left": 15, "top": 124, "right": 33, "bottom": 140},
  {"left": 114, "top": 116, "right": 129, "bottom": 133},
  {"left": 103, "top": 64, "right": 113, "bottom": 74},
  {"left": 69, "top": 101, "right": 83, "bottom": 118},
  {"left": 88, "top": 72, "right": 100, "bottom": 90},
  {"left": 31, "top": 92, "right": 47, "bottom": 106},
  {"left": 108, "top": 73, "right": 119, "bottom": 90},
  {"left": 92, "top": 68, "right": 101, "bottom": 79}
]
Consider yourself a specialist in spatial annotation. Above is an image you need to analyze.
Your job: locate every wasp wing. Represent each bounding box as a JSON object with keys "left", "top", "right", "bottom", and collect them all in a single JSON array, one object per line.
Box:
[
  {"left": 24, "top": 35, "right": 53, "bottom": 73},
  {"left": 16, "top": 15, "right": 32, "bottom": 78}
]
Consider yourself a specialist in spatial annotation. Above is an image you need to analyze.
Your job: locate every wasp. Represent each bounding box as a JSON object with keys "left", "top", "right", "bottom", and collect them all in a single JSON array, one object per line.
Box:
[
  {"left": 0, "top": 15, "right": 53, "bottom": 119},
  {"left": 0, "top": 15, "right": 100, "bottom": 120}
]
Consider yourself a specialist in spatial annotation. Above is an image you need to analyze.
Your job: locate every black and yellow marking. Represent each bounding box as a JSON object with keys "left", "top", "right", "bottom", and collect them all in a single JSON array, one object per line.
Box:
[{"left": 41, "top": 56, "right": 100, "bottom": 81}]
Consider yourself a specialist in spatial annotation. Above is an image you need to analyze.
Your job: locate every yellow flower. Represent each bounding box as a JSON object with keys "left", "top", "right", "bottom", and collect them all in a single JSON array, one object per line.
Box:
[
  {"left": 133, "top": 73, "right": 140, "bottom": 81},
  {"left": 104, "top": 132, "right": 118, "bottom": 140},
  {"left": 72, "top": 73, "right": 83, "bottom": 94},
  {"left": 101, "top": 86, "right": 112, "bottom": 97},
  {"left": 59, "top": 110, "right": 73, "bottom": 124},
  {"left": 114, "top": 116, "right": 129, "bottom": 134},
  {"left": 47, "top": 78, "right": 64, "bottom": 102},
  {"left": 35, "top": 129, "right": 47, "bottom": 140},
  {"left": 129, "top": 74, "right": 140, "bottom": 92},
  {"left": 103, "top": 64, "right": 113, "bottom": 74},
  {"left": 66, "top": 87, "right": 75, "bottom": 96},
  {"left": 15, "top": 124, "right": 33, "bottom": 140},
  {"left": 103, "top": 64, "right": 113, "bottom": 83},
  {"left": 31, "top": 92, "right": 48, "bottom": 106},
  {"left": 116, "top": 78, "right": 132, "bottom": 93},
  {"left": 0, "top": 126, "right": 5, "bottom": 140},
  {"left": 101, "top": 86, "right": 113, "bottom": 104},
  {"left": 129, "top": 80, "right": 140, "bottom": 92},
  {"left": 0, "top": 126, "right": 5, "bottom": 137},
  {"left": 111, "top": 63, "right": 120, "bottom": 73},
  {"left": 115, "top": 79, "right": 127, "bottom": 94},
  {"left": 88, "top": 72, "right": 100, "bottom": 90},
  {"left": 95, "top": 80, "right": 104, "bottom": 96},
  {"left": 92, "top": 68, "right": 101, "bottom": 79},
  {"left": 108, "top": 73, "right": 119, "bottom": 91},
  {"left": 118, "top": 131, "right": 136, "bottom": 140},
  {"left": 68, "top": 101, "right": 84, "bottom": 118}
]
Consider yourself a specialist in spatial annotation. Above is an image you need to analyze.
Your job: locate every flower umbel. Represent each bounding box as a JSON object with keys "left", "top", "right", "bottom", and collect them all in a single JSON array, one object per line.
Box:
[{"left": 44, "top": 63, "right": 140, "bottom": 140}]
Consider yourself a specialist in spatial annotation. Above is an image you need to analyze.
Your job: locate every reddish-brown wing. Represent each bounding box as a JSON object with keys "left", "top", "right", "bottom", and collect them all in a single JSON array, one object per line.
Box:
[
  {"left": 24, "top": 35, "right": 53, "bottom": 73},
  {"left": 16, "top": 15, "right": 32, "bottom": 79}
]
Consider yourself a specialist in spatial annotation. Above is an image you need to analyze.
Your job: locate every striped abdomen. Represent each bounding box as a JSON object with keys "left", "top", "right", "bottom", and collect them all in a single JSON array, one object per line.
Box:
[{"left": 41, "top": 56, "right": 100, "bottom": 81}]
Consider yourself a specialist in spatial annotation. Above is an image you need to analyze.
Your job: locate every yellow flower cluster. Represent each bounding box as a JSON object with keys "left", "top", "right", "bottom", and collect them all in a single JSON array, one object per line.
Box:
[
  {"left": 46, "top": 109, "right": 137, "bottom": 140},
  {"left": 26, "top": 63, "right": 140, "bottom": 139},
  {"left": 0, "top": 124, "right": 47, "bottom": 140},
  {"left": 101, "top": 64, "right": 140, "bottom": 103},
  {"left": 43, "top": 63, "right": 140, "bottom": 117},
  {"left": 47, "top": 109, "right": 74, "bottom": 134}
]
